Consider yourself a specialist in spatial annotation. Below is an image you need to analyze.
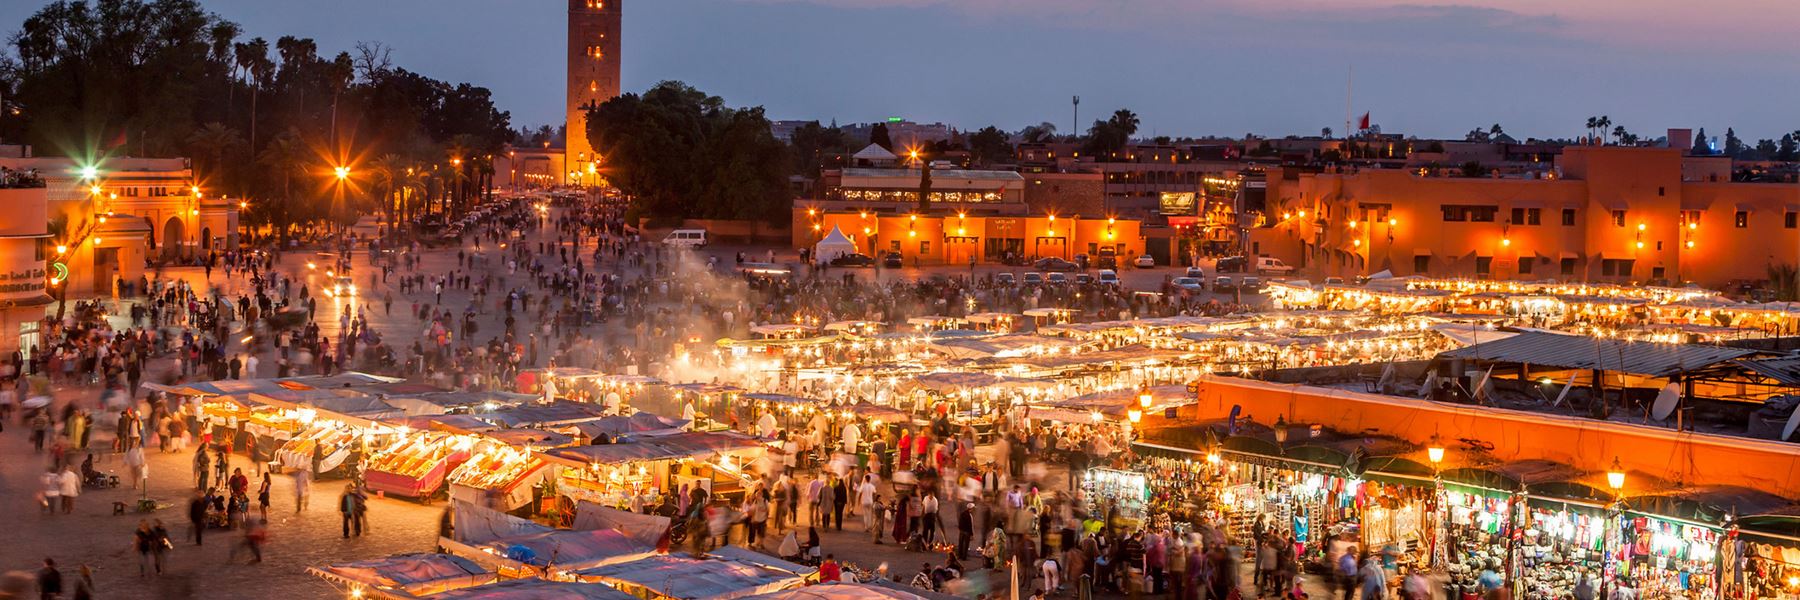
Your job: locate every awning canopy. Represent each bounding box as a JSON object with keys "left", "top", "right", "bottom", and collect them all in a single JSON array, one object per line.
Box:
[
  {"left": 570, "top": 553, "right": 808, "bottom": 600},
  {"left": 540, "top": 431, "right": 765, "bottom": 467},
  {"left": 308, "top": 553, "right": 495, "bottom": 598},
  {"left": 427, "top": 579, "right": 639, "bottom": 600},
  {"left": 1436, "top": 331, "right": 1757, "bottom": 377}
]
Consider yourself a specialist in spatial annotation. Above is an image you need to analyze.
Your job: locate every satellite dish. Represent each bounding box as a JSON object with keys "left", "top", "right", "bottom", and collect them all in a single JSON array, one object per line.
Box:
[
  {"left": 1227, "top": 405, "right": 1242, "bottom": 436},
  {"left": 1783, "top": 404, "right": 1800, "bottom": 441},
  {"left": 1550, "top": 376, "right": 1574, "bottom": 408},
  {"left": 1650, "top": 382, "right": 1681, "bottom": 421}
]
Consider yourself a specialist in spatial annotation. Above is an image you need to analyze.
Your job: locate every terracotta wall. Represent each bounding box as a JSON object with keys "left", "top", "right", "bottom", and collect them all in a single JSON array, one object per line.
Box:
[{"left": 1188, "top": 374, "right": 1800, "bottom": 499}]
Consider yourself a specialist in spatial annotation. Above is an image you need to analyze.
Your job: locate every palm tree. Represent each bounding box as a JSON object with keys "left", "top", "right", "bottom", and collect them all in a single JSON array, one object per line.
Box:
[
  {"left": 1596, "top": 116, "right": 1613, "bottom": 145},
  {"left": 1612, "top": 126, "right": 1629, "bottom": 146},
  {"left": 368, "top": 154, "right": 404, "bottom": 238},
  {"left": 187, "top": 123, "right": 243, "bottom": 194},
  {"left": 445, "top": 135, "right": 479, "bottom": 216},
  {"left": 256, "top": 129, "right": 307, "bottom": 242},
  {"left": 1585, "top": 117, "right": 1598, "bottom": 144},
  {"left": 1109, "top": 109, "right": 1141, "bottom": 137},
  {"left": 325, "top": 52, "right": 355, "bottom": 148}
]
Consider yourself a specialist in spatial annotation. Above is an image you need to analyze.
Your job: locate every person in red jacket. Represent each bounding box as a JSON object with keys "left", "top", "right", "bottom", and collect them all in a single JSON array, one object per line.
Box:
[{"left": 819, "top": 554, "right": 842, "bottom": 582}]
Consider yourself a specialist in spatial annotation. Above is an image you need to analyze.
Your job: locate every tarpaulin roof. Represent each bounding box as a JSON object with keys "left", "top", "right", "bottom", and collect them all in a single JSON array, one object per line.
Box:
[
  {"left": 383, "top": 391, "right": 534, "bottom": 416},
  {"left": 668, "top": 383, "right": 746, "bottom": 395},
  {"left": 703, "top": 546, "right": 818, "bottom": 579},
  {"left": 465, "top": 527, "right": 654, "bottom": 571},
  {"left": 997, "top": 344, "right": 1192, "bottom": 370},
  {"left": 480, "top": 428, "right": 574, "bottom": 449},
  {"left": 451, "top": 501, "right": 554, "bottom": 546},
  {"left": 540, "top": 431, "right": 765, "bottom": 467},
  {"left": 308, "top": 553, "right": 495, "bottom": 597},
  {"left": 572, "top": 502, "right": 671, "bottom": 551},
  {"left": 741, "top": 580, "right": 957, "bottom": 598},
  {"left": 426, "top": 579, "right": 638, "bottom": 600},
  {"left": 840, "top": 403, "right": 911, "bottom": 423},
  {"left": 143, "top": 372, "right": 404, "bottom": 397},
  {"left": 1436, "top": 331, "right": 1757, "bottom": 377},
  {"left": 570, "top": 553, "right": 806, "bottom": 600},
  {"left": 1039, "top": 383, "right": 1193, "bottom": 414},
  {"left": 929, "top": 334, "right": 1084, "bottom": 359},
  {"left": 564, "top": 413, "right": 690, "bottom": 439},
  {"left": 1037, "top": 315, "right": 1225, "bottom": 335},
  {"left": 744, "top": 393, "right": 822, "bottom": 405},
  {"left": 1735, "top": 356, "right": 1800, "bottom": 387},
  {"left": 1630, "top": 485, "right": 1798, "bottom": 525},
  {"left": 475, "top": 403, "right": 609, "bottom": 428}
]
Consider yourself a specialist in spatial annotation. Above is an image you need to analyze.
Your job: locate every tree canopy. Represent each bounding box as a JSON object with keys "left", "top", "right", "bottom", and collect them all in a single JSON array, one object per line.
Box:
[
  {"left": 584, "top": 81, "right": 791, "bottom": 225},
  {"left": 0, "top": 0, "right": 516, "bottom": 232}
]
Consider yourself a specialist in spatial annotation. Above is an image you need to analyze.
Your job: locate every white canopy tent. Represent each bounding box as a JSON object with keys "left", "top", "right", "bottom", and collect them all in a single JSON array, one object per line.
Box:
[{"left": 813, "top": 226, "right": 858, "bottom": 264}]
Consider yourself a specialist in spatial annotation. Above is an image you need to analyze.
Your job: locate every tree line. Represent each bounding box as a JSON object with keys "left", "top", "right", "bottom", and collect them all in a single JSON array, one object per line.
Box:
[{"left": 0, "top": 0, "right": 516, "bottom": 239}]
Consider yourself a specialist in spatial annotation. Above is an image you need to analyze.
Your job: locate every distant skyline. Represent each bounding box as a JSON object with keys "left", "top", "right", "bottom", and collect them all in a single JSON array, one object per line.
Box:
[{"left": 5, "top": 0, "right": 1800, "bottom": 143}]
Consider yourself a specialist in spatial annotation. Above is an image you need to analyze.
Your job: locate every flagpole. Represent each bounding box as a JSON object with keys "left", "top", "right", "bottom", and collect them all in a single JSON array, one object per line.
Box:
[{"left": 1345, "top": 65, "right": 1353, "bottom": 139}]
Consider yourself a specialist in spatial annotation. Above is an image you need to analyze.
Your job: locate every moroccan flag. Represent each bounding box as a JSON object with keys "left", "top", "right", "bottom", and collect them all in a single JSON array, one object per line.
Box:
[{"left": 1358, "top": 112, "right": 1371, "bottom": 130}]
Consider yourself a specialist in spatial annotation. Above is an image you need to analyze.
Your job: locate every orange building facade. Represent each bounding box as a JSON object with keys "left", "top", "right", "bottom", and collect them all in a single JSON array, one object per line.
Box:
[
  {"left": 794, "top": 209, "right": 1144, "bottom": 266},
  {"left": 1254, "top": 146, "right": 1800, "bottom": 288}
]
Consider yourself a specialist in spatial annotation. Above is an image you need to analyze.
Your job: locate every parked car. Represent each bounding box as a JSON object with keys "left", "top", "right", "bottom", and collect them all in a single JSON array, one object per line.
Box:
[
  {"left": 1096, "top": 247, "right": 1119, "bottom": 269},
  {"left": 1034, "top": 257, "right": 1079, "bottom": 272},
  {"left": 1047, "top": 273, "right": 1070, "bottom": 285},
  {"left": 1215, "top": 256, "right": 1248, "bottom": 273},
  {"left": 1075, "top": 273, "right": 1095, "bottom": 285},
  {"left": 1134, "top": 254, "right": 1156, "bottom": 268},
  {"left": 1324, "top": 276, "right": 1345, "bottom": 285},
  {"left": 1097, "top": 269, "right": 1121, "bottom": 287},
  {"left": 1172, "top": 277, "right": 1205, "bottom": 292},
  {"left": 1184, "top": 267, "right": 1206, "bottom": 279},
  {"left": 1255, "top": 257, "right": 1295, "bottom": 275},
  {"left": 882, "top": 252, "right": 903, "bottom": 268},
  {"left": 1074, "top": 253, "right": 1090, "bottom": 269},
  {"left": 995, "top": 272, "right": 1017, "bottom": 285},
  {"left": 1242, "top": 276, "right": 1264, "bottom": 290},
  {"left": 1023, "top": 272, "right": 1045, "bottom": 286},
  {"left": 830, "top": 253, "right": 876, "bottom": 267},
  {"left": 1213, "top": 276, "right": 1235, "bottom": 292}
]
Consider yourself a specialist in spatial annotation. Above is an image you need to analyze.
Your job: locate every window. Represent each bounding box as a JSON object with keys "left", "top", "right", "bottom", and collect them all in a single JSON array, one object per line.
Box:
[
  {"left": 1562, "top": 209, "right": 1577, "bottom": 226},
  {"left": 1652, "top": 266, "right": 1666, "bottom": 280},
  {"left": 1560, "top": 258, "right": 1576, "bottom": 276},
  {"left": 1787, "top": 212, "right": 1797, "bottom": 229},
  {"left": 585, "top": 45, "right": 605, "bottom": 60},
  {"left": 1601, "top": 259, "right": 1635, "bottom": 278},
  {"left": 1363, "top": 204, "right": 1392, "bottom": 222},
  {"left": 1656, "top": 241, "right": 1663, "bottom": 250},
  {"left": 1519, "top": 258, "right": 1534, "bottom": 275},
  {"left": 1512, "top": 207, "right": 1542, "bottom": 225},
  {"left": 1736, "top": 211, "right": 1749, "bottom": 228},
  {"left": 1681, "top": 210, "right": 1702, "bottom": 227},
  {"left": 1413, "top": 255, "right": 1430, "bottom": 274},
  {"left": 1475, "top": 256, "right": 1493, "bottom": 276},
  {"left": 889, "top": 241, "right": 901, "bottom": 252},
  {"left": 1611, "top": 210, "right": 1626, "bottom": 227},
  {"left": 1441, "top": 205, "right": 1497, "bottom": 222},
  {"left": 919, "top": 242, "right": 930, "bottom": 254},
  {"left": 1658, "top": 186, "right": 1665, "bottom": 197},
  {"left": 1087, "top": 243, "right": 1098, "bottom": 254}
]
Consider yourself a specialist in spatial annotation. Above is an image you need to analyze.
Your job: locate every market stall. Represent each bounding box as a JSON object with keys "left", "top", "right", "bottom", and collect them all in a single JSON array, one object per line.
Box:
[
  {"left": 540, "top": 431, "right": 767, "bottom": 509},
  {"left": 1082, "top": 467, "right": 1150, "bottom": 529},
  {"left": 567, "top": 554, "right": 808, "bottom": 600},
  {"left": 442, "top": 501, "right": 656, "bottom": 576},
  {"left": 308, "top": 553, "right": 496, "bottom": 599},
  {"left": 448, "top": 442, "right": 550, "bottom": 512},
  {"left": 365, "top": 432, "right": 474, "bottom": 499}
]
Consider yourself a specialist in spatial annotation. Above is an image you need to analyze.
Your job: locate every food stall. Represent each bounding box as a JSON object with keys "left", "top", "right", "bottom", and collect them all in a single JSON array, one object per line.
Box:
[
  {"left": 540, "top": 431, "right": 768, "bottom": 509},
  {"left": 448, "top": 443, "right": 550, "bottom": 512},
  {"left": 307, "top": 553, "right": 496, "bottom": 599},
  {"left": 566, "top": 554, "right": 809, "bottom": 600},
  {"left": 364, "top": 432, "right": 474, "bottom": 499}
]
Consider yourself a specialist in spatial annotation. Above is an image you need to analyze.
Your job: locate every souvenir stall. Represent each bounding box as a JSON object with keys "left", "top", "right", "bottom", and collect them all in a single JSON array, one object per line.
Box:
[
  {"left": 275, "top": 416, "right": 363, "bottom": 475},
  {"left": 364, "top": 431, "right": 474, "bottom": 499},
  {"left": 965, "top": 312, "right": 1022, "bottom": 333},
  {"left": 1081, "top": 467, "right": 1150, "bottom": 530},
  {"left": 1729, "top": 525, "right": 1800, "bottom": 600},
  {"left": 1621, "top": 514, "right": 1721, "bottom": 600},
  {"left": 448, "top": 442, "right": 550, "bottom": 512},
  {"left": 1131, "top": 452, "right": 1218, "bottom": 530},
  {"left": 1361, "top": 480, "right": 1433, "bottom": 569},
  {"left": 1442, "top": 486, "right": 1517, "bottom": 597},
  {"left": 1518, "top": 502, "right": 1609, "bottom": 600}
]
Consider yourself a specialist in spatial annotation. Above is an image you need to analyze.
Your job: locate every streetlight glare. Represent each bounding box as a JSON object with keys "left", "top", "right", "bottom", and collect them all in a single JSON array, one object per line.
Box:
[{"left": 335, "top": 166, "right": 351, "bottom": 180}]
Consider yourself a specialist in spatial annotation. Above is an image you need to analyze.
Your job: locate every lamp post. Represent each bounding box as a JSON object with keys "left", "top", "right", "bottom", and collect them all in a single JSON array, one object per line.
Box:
[
  {"left": 1428, "top": 435, "right": 1447, "bottom": 568},
  {"left": 1603, "top": 457, "right": 1627, "bottom": 600}
]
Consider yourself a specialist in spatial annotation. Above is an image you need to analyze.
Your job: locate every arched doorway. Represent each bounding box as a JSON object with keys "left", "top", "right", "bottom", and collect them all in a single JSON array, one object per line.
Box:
[
  {"left": 201, "top": 227, "right": 212, "bottom": 251},
  {"left": 162, "top": 217, "right": 185, "bottom": 261}
]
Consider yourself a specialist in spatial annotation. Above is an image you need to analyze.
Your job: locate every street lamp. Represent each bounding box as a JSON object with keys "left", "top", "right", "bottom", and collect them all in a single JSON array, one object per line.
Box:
[
  {"left": 334, "top": 166, "right": 350, "bottom": 181},
  {"left": 1427, "top": 436, "right": 1446, "bottom": 465},
  {"left": 1138, "top": 389, "right": 1153, "bottom": 410},
  {"left": 1273, "top": 415, "right": 1289, "bottom": 444},
  {"left": 1607, "top": 457, "right": 1626, "bottom": 492}
]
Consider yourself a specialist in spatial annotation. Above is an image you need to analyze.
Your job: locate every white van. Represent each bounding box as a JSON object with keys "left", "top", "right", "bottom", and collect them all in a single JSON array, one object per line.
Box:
[
  {"left": 1255, "top": 257, "right": 1295, "bottom": 275},
  {"left": 662, "top": 229, "right": 708, "bottom": 248}
]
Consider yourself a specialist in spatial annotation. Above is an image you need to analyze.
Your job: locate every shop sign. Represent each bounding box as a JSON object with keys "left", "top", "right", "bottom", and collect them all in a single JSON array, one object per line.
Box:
[
  {"left": 0, "top": 267, "right": 45, "bottom": 295},
  {"left": 1160, "top": 192, "right": 1198, "bottom": 215}
]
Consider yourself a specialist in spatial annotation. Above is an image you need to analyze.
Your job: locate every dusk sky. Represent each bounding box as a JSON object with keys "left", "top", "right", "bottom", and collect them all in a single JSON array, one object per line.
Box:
[{"left": 6, "top": 0, "right": 1799, "bottom": 142}]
